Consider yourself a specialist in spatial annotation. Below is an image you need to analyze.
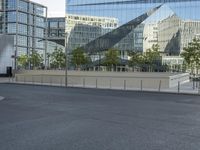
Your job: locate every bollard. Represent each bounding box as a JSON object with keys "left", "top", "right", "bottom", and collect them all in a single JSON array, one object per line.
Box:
[
  {"left": 158, "top": 80, "right": 162, "bottom": 92},
  {"left": 124, "top": 80, "right": 126, "bottom": 90},
  {"left": 178, "top": 81, "right": 180, "bottom": 93},
  {"left": 141, "top": 80, "right": 143, "bottom": 91}
]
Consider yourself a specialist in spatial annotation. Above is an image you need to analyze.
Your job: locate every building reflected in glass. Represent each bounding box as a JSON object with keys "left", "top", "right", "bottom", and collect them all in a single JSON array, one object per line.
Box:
[{"left": 66, "top": 0, "right": 200, "bottom": 56}]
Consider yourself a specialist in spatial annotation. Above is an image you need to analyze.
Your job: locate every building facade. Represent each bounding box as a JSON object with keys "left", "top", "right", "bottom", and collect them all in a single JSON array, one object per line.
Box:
[
  {"left": 158, "top": 15, "right": 200, "bottom": 55},
  {"left": 0, "top": 0, "right": 47, "bottom": 64},
  {"left": 47, "top": 17, "right": 65, "bottom": 55},
  {"left": 66, "top": 0, "right": 200, "bottom": 57},
  {"left": 66, "top": 14, "right": 118, "bottom": 52}
]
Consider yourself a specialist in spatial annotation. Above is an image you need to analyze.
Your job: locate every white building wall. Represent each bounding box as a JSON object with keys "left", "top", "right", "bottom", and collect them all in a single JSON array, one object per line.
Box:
[
  {"left": 0, "top": 35, "right": 14, "bottom": 74},
  {"left": 143, "top": 23, "right": 158, "bottom": 52}
]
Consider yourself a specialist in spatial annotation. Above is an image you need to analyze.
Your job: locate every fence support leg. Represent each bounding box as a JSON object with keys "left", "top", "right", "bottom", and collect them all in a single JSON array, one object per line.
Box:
[{"left": 178, "top": 81, "right": 180, "bottom": 94}]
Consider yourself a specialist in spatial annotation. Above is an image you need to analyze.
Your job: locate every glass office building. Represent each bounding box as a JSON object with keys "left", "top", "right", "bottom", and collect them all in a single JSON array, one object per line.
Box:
[
  {"left": 0, "top": 0, "right": 47, "bottom": 59},
  {"left": 66, "top": 0, "right": 200, "bottom": 56},
  {"left": 47, "top": 17, "right": 65, "bottom": 58},
  {"left": 47, "top": 17, "right": 65, "bottom": 49}
]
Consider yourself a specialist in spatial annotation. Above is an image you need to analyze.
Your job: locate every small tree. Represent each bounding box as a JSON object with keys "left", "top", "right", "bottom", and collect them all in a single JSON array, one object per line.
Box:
[
  {"left": 71, "top": 47, "right": 88, "bottom": 70},
  {"left": 50, "top": 48, "right": 66, "bottom": 69},
  {"left": 104, "top": 48, "right": 119, "bottom": 71},
  {"left": 18, "top": 54, "right": 29, "bottom": 69},
  {"left": 145, "top": 44, "right": 161, "bottom": 72},
  {"left": 181, "top": 38, "right": 200, "bottom": 75},
  {"left": 29, "top": 50, "right": 43, "bottom": 69},
  {"left": 128, "top": 51, "right": 144, "bottom": 72}
]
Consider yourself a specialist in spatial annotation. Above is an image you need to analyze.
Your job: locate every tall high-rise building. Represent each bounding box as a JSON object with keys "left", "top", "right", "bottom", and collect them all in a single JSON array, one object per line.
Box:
[{"left": 0, "top": 0, "right": 47, "bottom": 61}]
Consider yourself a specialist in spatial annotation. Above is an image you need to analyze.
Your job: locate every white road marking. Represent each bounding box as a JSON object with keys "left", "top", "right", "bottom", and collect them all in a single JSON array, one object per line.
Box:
[{"left": 0, "top": 96, "right": 5, "bottom": 101}]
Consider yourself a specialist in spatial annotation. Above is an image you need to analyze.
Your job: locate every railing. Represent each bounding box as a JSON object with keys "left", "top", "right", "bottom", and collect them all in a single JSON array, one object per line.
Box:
[{"left": 3, "top": 74, "right": 199, "bottom": 95}]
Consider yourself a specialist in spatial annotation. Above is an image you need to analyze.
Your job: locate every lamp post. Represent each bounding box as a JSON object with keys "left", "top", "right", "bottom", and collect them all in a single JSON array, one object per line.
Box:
[{"left": 65, "top": 33, "right": 69, "bottom": 87}]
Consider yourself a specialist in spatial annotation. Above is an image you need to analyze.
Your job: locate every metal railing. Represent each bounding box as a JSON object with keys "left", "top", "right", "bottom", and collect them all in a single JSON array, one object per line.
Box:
[{"left": 4, "top": 74, "right": 199, "bottom": 95}]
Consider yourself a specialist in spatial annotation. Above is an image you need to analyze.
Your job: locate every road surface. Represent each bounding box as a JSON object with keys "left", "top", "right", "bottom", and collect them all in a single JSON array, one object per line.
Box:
[{"left": 0, "top": 83, "right": 200, "bottom": 150}]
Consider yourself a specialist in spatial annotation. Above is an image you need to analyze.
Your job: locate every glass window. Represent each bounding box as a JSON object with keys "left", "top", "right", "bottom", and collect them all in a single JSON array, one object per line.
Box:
[
  {"left": 50, "top": 22, "right": 58, "bottom": 28},
  {"left": 59, "top": 21, "right": 65, "bottom": 28},
  {"left": 7, "top": 11, "right": 16, "bottom": 22},
  {"left": 6, "top": 0, "right": 16, "bottom": 10},
  {"left": 17, "top": 35, "right": 27, "bottom": 47},
  {"left": 18, "top": 12, "right": 28, "bottom": 24},
  {"left": 18, "top": 0, "right": 28, "bottom": 12},
  {"left": 18, "top": 24, "right": 28, "bottom": 35},
  {"left": 66, "top": 0, "right": 200, "bottom": 55},
  {"left": 7, "top": 23, "right": 16, "bottom": 33},
  {"left": 35, "top": 16, "right": 45, "bottom": 27},
  {"left": 35, "top": 27, "right": 44, "bottom": 38}
]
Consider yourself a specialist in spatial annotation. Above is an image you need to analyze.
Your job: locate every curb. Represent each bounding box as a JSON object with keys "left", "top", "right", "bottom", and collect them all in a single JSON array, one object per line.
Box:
[{"left": 2, "top": 82, "right": 200, "bottom": 97}]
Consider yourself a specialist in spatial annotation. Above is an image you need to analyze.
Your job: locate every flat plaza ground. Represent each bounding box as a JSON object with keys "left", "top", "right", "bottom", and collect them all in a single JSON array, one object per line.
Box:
[{"left": 0, "top": 83, "right": 200, "bottom": 150}]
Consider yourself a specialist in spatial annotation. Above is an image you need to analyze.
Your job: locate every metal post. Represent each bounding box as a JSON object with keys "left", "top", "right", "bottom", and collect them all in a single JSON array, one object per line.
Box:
[
  {"left": 124, "top": 80, "right": 126, "bottom": 90},
  {"left": 141, "top": 80, "right": 143, "bottom": 91},
  {"left": 178, "top": 81, "right": 180, "bottom": 93},
  {"left": 158, "top": 80, "right": 161, "bottom": 92},
  {"left": 96, "top": 78, "right": 98, "bottom": 88},
  {"left": 110, "top": 78, "right": 112, "bottom": 89},
  {"left": 83, "top": 78, "right": 85, "bottom": 88}
]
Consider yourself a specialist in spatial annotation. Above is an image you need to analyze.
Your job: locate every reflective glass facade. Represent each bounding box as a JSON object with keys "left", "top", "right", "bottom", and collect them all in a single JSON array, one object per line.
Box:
[
  {"left": 0, "top": 0, "right": 47, "bottom": 58},
  {"left": 66, "top": 0, "right": 200, "bottom": 56},
  {"left": 47, "top": 17, "right": 65, "bottom": 55},
  {"left": 47, "top": 17, "right": 65, "bottom": 39}
]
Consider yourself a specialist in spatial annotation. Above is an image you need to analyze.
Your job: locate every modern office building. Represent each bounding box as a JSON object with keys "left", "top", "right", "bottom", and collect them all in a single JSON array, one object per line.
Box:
[
  {"left": 143, "top": 23, "right": 158, "bottom": 52},
  {"left": 66, "top": 14, "right": 118, "bottom": 52},
  {"left": 47, "top": 17, "right": 65, "bottom": 46},
  {"left": 0, "top": 0, "right": 47, "bottom": 67},
  {"left": 47, "top": 17, "right": 65, "bottom": 55},
  {"left": 158, "top": 14, "right": 200, "bottom": 55},
  {"left": 66, "top": 0, "right": 200, "bottom": 57}
]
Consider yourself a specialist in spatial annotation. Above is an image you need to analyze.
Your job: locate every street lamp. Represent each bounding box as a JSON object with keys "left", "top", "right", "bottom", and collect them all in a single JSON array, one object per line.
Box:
[{"left": 65, "top": 33, "right": 69, "bottom": 87}]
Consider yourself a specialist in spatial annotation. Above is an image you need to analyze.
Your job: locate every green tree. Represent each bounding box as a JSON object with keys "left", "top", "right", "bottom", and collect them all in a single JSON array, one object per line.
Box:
[
  {"left": 71, "top": 47, "right": 88, "bottom": 70},
  {"left": 104, "top": 48, "right": 119, "bottom": 71},
  {"left": 50, "top": 48, "right": 66, "bottom": 69},
  {"left": 145, "top": 44, "right": 161, "bottom": 72},
  {"left": 18, "top": 54, "right": 29, "bottom": 69},
  {"left": 29, "top": 50, "right": 43, "bottom": 69},
  {"left": 181, "top": 38, "right": 200, "bottom": 75},
  {"left": 128, "top": 51, "right": 144, "bottom": 72}
]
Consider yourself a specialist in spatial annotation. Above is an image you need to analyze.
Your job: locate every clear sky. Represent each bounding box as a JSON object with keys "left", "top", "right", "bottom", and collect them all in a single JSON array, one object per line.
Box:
[{"left": 32, "top": 0, "right": 65, "bottom": 17}]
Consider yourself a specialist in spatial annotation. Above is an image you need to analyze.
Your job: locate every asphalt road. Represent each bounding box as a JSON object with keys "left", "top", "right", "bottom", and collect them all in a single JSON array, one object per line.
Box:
[{"left": 0, "top": 83, "right": 200, "bottom": 150}]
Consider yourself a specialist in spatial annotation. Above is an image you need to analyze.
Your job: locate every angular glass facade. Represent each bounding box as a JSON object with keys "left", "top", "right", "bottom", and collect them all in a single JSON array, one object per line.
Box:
[
  {"left": 0, "top": 0, "right": 47, "bottom": 59},
  {"left": 66, "top": 0, "right": 200, "bottom": 56}
]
